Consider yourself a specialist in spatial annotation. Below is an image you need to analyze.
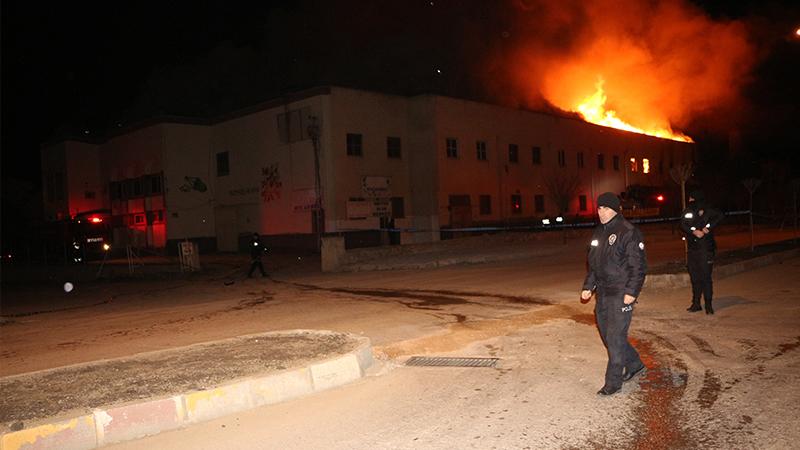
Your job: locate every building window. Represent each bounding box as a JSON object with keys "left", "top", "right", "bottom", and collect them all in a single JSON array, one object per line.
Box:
[
  {"left": 216, "top": 152, "right": 230, "bottom": 176},
  {"left": 149, "top": 174, "right": 163, "bottom": 194},
  {"left": 642, "top": 158, "right": 650, "bottom": 174},
  {"left": 579, "top": 195, "right": 588, "bottom": 211},
  {"left": 509, "top": 144, "right": 519, "bottom": 163},
  {"left": 479, "top": 195, "right": 491, "bottom": 215},
  {"left": 446, "top": 138, "right": 458, "bottom": 158},
  {"left": 558, "top": 150, "right": 566, "bottom": 167},
  {"left": 613, "top": 155, "right": 620, "bottom": 171},
  {"left": 347, "top": 133, "right": 363, "bottom": 156},
  {"left": 577, "top": 151, "right": 585, "bottom": 168},
  {"left": 598, "top": 153, "right": 605, "bottom": 170},
  {"left": 630, "top": 157, "right": 638, "bottom": 172},
  {"left": 391, "top": 197, "right": 405, "bottom": 218},
  {"left": 387, "top": 137, "right": 401, "bottom": 159},
  {"left": 534, "top": 194, "right": 545, "bottom": 213},
  {"left": 133, "top": 178, "right": 143, "bottom": 197},
  {"left": 476, "top": 141, "right": 487, "bottom": 160},
  {"left": 511, "top": 194, "right": 522, "bottom": 214},
  {"left": 532, "top": 146, "right": 542, "bottom": 165}
]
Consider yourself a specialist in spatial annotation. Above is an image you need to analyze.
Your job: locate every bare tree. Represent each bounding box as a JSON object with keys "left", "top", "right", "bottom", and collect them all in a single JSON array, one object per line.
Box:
[
  {"left": 544, "top": 172, "right": 581, "bottom": 244},
  {"left": 669, "top": 163, "right": 693, "bottom": 212}
]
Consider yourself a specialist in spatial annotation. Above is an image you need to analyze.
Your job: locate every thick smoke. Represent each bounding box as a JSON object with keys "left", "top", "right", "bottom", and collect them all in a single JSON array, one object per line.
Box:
[{"left": 486, "top": 0, "right": 756, "bottom": 133}]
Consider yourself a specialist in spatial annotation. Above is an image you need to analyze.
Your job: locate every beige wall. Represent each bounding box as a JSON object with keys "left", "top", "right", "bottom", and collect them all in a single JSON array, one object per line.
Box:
[
  {"left": 162, "top": 123, "right": 214, "bottom": 241},
  {"left": 326, "top": 88, "right": 413, "bottom": 232},
  {"left": 64, "top": 141, "right": 105, "bottom": 217},
  {"left": 431, "top": 96, "right": 691, "bottom": 226},
  {"left": 44, "top": 86, "right": 694, "bottom": 248},
  {"left": 40, "top": 142, "right": 68, "bottom": 220}
]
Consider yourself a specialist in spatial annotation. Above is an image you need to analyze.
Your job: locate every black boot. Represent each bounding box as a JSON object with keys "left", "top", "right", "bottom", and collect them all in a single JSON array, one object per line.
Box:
[
  {"left": 687, "top": 302, "right": 702, "bottom": 312},
  {"left": 705, "top": 300, "right": 714, "bottom": 315}
]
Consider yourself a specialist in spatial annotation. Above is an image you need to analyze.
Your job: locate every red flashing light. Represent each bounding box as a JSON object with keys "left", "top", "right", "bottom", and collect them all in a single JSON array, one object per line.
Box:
[
  {"left": 656, "top": 195, "right": 665, "bottom": 202},
  {"left": 89, "top": 217, "right": 103, "bottom": 223}
]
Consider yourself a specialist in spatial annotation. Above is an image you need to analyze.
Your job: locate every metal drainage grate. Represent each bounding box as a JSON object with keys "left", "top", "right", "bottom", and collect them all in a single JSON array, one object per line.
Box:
[{"left": 405, "top": 356, "right": 499, "bottom": 368}]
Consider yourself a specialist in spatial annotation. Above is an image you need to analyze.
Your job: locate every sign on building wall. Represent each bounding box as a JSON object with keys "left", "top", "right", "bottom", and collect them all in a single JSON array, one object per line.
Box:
[
  {"left": 346, "top": 200, "right": 371, "bottom": 219},
  {"left": 293, "top": 188, "right": 317, "bottom": 213},
  {"left": 362, "top": 176, "right": 391, "bottom": 197},
  {"left": 360, "top": 176, "right": 392, "bottom": 218}
]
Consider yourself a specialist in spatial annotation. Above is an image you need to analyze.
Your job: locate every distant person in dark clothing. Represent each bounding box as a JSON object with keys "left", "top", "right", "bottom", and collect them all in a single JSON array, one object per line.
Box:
[
  {"left": 680, "top": 190, "right": 723, "bottom": 314},
  {"left": 248, "top": 232, "right": 267, "bottom": 278},
  {"left": 581, "top": 192, "right": 648, "bottom": 396}
]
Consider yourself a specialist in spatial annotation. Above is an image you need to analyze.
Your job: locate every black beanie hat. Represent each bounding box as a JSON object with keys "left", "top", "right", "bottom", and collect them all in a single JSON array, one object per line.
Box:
[
  {"left": 597, "top": 192, "right": 621, "bottom": 210},
  {"left": 689, "top": 189, "right": 705, "bottom": 202}
]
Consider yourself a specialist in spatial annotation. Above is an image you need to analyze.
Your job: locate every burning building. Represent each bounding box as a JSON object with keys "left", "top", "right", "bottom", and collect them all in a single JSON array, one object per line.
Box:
[{"left": 41, "top": 86, "right": 693, "bottom": 252}]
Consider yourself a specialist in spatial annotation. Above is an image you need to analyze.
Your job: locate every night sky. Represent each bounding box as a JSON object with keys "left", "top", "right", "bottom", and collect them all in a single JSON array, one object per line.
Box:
[{"left": 2, "top": 1, "right": 798, "bottom": 210}]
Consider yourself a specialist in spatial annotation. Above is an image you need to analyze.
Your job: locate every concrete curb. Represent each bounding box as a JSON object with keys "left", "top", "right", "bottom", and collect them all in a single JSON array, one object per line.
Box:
[
  {"left": 0, "top": 330, "right": 373, "bottom": 450},
  {"left": 644, "top": 247, "right": 800, "bottom": 289}
]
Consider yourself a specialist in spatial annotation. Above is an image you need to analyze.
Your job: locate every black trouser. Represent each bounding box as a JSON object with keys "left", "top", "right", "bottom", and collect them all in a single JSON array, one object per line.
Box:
[
  {"left": 687, "top": 248, "right": 713, "bottom": 307},
  {"left": 248, "top": 259, "right": 266, "bottom": 277},
  {"left": 595, "top": 288, "right": 642, "bottom": 390}
]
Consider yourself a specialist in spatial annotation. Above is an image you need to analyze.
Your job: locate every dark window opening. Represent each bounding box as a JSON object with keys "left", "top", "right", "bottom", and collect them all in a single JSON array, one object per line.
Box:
[
  {"left": 577, "top": 151, "right": 584, "bottom": 168},
  {"left": 216, "top": 151, "right": 230, "bottom": 177},
  {"left": 347, "top": 133, "right": 363, "bottom": 156},
  {"left": 446, "top": 138, "right": 458, "bottom": 158},
  {"left": 509, "top": 144, "right": 519, "bottom": 163},
  {"left": 598, "top": 154, "right": 605, "bottom": 170},
  {"left": 387, "top": 137, "right": 402, "bottom": 159},
  {"left": 479, "top": 195, "right": 491, "bottom": 215},
  {"left": 613, "top": 155, "right": 620, "bottom": 171},
  {"left": 476, "top": 141, "right": 487, "bottom": 160},
  {"left": 532, "top": 146, "right": 542, "bottom": 165},
  {"left": 579, "top": 195, "right": 588, "bottom": 211},
  {"left": 391, "top": 197, "right": 405, "bottom": 218},
  {"left": 558, "top": 150, "right": 566, "bottom": 168}
]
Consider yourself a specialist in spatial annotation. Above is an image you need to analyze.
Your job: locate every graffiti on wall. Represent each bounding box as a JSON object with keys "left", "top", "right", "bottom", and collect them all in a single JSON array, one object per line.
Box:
[
  {"left": 178, "top": 176, "right": 208, "bottom": 193},
  {"left": 260, "top": 163, "right": 282, "bottom": 202}
]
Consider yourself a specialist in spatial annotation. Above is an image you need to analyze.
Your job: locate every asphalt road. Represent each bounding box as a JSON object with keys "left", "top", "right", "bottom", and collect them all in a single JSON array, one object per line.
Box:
[{"left": 2, "top": 226, "right": 798, "bottom": 448}]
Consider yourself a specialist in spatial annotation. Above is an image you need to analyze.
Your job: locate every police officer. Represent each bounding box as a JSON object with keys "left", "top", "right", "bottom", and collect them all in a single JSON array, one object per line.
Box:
[
  {"left": 581, "top": 192, "right": 648, "bottom": 395},
  {"left": 680, "top": 190, "right": 723, "bottom": 314},
  {"left": 248, "top": 232, "right": 268, "bottom": 278}
]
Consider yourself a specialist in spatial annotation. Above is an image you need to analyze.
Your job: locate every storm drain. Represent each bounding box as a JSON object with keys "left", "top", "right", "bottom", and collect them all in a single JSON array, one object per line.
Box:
[{"left": 405, "top": 356, "right": 499, "bottom": 368}]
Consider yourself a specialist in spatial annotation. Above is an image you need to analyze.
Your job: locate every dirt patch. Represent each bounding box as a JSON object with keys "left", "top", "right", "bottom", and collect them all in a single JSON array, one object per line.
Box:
[{"left": 0, "top": 331, "right": 360, "bottom": 427}]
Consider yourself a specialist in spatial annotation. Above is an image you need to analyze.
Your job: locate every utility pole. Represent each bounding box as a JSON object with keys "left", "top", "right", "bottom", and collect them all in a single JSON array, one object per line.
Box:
[{"left": 307, "top": 115, "right": 323, "bottom": 251}]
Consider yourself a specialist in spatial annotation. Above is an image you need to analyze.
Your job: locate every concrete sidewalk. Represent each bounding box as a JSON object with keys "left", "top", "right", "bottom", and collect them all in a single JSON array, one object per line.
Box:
[{"left": 0, "top": 330, "right": 373, "bottom": 450}]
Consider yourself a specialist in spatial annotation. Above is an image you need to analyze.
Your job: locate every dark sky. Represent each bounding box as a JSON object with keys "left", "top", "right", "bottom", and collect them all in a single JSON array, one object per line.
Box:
[{"left": 2, "top": 0, "right": 798, "bottom": 188}]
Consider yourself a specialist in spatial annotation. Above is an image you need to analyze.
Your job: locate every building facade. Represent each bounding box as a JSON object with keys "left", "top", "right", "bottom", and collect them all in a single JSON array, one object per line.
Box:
[{"left": 41, "top": 86, "right": 693, "bottom": 252}]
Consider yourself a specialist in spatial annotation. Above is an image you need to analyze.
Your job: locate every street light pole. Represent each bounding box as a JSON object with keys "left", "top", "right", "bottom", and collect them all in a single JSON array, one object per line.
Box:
[{"left": 307, "top": 115, "right": 323, "bottom": 251}]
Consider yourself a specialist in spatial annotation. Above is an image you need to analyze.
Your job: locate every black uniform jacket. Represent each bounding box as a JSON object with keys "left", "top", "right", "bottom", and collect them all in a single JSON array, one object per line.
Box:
[
  {"left": 680, "top": 202, "right": 723, "bottom": 252},
  {"left": 582, "top": 214, "right": 648, "bottom": 298}
]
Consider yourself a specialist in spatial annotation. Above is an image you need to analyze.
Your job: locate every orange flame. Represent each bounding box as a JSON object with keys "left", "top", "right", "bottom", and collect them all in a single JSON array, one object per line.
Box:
[{"left": 575, "top": 77, "right": 693, "bottom": 142}]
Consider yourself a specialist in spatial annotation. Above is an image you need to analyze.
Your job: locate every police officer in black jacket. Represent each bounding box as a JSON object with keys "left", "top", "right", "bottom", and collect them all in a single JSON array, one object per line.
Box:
[
  {"left": 680, "top": 190, "right": 723, "bottom": 314},
  {"left": 581, "top": 192, "right": 648, "bottom": 396},
  {"left": 248, "top": 232, "right": 268, "bottom": 278}
]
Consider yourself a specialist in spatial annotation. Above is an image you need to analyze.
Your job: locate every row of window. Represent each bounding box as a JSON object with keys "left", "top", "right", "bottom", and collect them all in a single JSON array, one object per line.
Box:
[
  {"left": 463, "top": 194, "right": 591, "bottom": 216},
  {"left": 110, "top": 174, "right": 164, "bottom": 201},
  {"left": 346, "top": 134, "right": 403, "bottom": 159},
  {"left": 344, "top": 134, "right": 664, "bottom": 175}
]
